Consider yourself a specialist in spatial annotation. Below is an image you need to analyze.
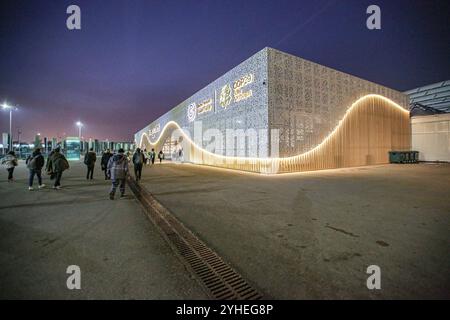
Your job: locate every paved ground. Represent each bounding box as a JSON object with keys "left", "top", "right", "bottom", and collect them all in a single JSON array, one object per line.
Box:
[
  {"left": 139, "top": 162, "right": 450, "bottom": 299},
  {"left": 0, "top": 160, "right": 207, "bottom": 299}
]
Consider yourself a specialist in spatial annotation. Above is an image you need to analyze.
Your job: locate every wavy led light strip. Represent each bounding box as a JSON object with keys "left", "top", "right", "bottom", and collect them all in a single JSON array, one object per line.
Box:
[{"left": 137, "top": 94, "right": 410, "bottom": 173}]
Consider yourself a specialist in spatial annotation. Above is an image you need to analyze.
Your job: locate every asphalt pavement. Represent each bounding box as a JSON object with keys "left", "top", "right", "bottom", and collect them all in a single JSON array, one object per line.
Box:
[
  {"left": 0, "top": 160, "right": 207, "bottom": 299},
  {"left": 139, "top": 162, "right": 450, "bottom": 299}
]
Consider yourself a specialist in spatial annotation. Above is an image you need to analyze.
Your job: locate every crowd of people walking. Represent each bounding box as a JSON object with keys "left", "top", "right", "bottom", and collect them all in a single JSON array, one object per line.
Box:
[{"left": 2, "top": 147, "right": 167, "bottom": 200}]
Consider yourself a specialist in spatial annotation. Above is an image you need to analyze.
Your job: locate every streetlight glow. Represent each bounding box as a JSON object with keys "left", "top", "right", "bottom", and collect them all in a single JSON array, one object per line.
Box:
[{"left": 1, "top": 101, "right": 18, "bottom": 151}]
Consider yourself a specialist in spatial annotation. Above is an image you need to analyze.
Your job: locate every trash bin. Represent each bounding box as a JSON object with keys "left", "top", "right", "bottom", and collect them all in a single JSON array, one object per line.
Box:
[{"left": 389, "top": 151, "right": 419, "bottom": 163}]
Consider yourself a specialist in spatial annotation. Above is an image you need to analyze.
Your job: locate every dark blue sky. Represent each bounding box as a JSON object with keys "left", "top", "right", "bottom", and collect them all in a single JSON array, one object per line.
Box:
[{"left": 1, "top": 0, "right": 449, "bottom": 141}]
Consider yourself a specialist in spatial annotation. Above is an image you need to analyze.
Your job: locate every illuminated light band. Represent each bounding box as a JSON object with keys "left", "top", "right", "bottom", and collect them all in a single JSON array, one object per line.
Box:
[{"left": 138, "top": 94, "right": 410, "bottom": 173}]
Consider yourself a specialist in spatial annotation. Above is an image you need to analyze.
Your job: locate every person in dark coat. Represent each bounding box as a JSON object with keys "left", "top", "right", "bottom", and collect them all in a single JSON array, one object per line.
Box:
[
  {"left": 132, "top": 148, "right": 145, "bottom": 181},
  {"left": 100, "top": 149, "right": 113, "bottom": 180},
  {"left": 84, "top": 148, "right": 97, "bottom": 180},
  {"left": 26, "top": 147, "right": 45, "bottom": 190},
  {"left": 150, "top": 148, "right": 156, "bottom": 165},
  {"left": 158, "top": 150, "right": 164, "bottom": 163},
  {"left": 46, "top": 147, "right": 69, "bottom": 189}
]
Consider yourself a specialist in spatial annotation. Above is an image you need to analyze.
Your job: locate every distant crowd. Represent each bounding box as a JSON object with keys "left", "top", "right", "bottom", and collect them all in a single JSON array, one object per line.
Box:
[{"left": 1, "top": 147, "right": 166, "bottom": 200}]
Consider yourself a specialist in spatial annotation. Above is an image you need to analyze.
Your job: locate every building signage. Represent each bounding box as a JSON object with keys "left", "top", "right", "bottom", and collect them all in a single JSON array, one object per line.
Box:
[
  {"left": 220, "top": 73, "right": 254, "bottom": 108},
  {"left": 149, "top": 123, "right": 160, "bottom": 137},
  {"left": 187, "top": 103, "right": 197, "bottom": 122},
  {"left": 187, "top": 99, "right": 213, "bottom": 122},
  {"left": 219, "top": 84, "right": 233, "bottom": 108},
  {"left": 187, "top": 73, "right": 254, "bottom": 120},
  {"left": 233, "top": 73, "right": 254, "bottom": 102},
  {"left": 197, "top": 98, "right": 213, "bottom": 115}
]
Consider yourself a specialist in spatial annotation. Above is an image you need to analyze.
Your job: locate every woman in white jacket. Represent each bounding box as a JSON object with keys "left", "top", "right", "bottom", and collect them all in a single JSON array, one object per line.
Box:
[{"left": 1, "top": 151, "right": 18, "bottom": 182}]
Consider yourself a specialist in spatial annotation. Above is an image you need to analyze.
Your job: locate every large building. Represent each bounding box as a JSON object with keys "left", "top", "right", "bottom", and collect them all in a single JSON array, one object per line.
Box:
[{"left": 135, "top": 47, "right": 411, "bottom": 174}]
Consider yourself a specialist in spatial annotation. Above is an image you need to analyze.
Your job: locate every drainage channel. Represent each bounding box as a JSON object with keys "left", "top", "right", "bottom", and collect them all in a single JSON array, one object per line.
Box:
[{"left": 127, "top": 177, "right": 263, "bottom": 300}]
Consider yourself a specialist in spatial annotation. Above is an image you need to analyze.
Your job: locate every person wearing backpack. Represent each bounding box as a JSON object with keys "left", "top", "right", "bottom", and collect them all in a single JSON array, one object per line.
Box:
[
  {"left": 107, "top": 148, "right": 129, "bottom": 199},
  {"left": 1, "top": 150, "right": 18, "bottom": 182},
  {"left": 84, "top": 148, "right": 97, "bottom": 180},
  {"left": 26, "top": 147, "right": 46, "bottom": 190},
  {"left": 132, "top": 148, "right": 145, "bottom": 181}
]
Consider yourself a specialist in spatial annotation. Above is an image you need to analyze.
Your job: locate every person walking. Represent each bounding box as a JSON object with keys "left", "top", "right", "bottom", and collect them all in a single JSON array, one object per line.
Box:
[
  {"left": 46, "top": 147, "right": 69, "bottom": 189},
  {"left": 143, "top": 148, "right": 147, "bottom": 165},
  {"left": 107, "top": 148, "right": 129, "bottom": 200},
  {"left": 1, "top": 151, "right": 18, "bottom": 182},
  {"left": 100, "top": 149, "right": 113, "bottom": 180},
  {"left": 150, "top": 148, "right": 156, "bottom": 165},
  {"left": 158, "top": 150, "right": 164, "bottom": 163},
  {"left": 132, "top": 148, "right": 145, "bottom": 181},
  {"left": 84, "top": 148, "right": 97, "bottom": 180},
  {"left": 26, "top": 148, "right": 45, "bottom": 190}
]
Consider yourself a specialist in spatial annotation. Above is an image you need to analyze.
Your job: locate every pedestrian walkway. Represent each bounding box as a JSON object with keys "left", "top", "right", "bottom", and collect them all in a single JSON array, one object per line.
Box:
[
  {"left": 0, "top": 160, "right": 206, "bottom": 299},
  {"left": 139, "top": 162, "right": 450, "bottom": 299}
]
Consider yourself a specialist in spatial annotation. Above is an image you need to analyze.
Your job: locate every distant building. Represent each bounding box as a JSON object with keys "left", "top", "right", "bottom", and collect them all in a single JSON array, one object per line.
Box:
[
  {"left": 405, "top": 80, "right": 450, "bottom": 162},
  {"left": 81, "top": 140, "right": 134, "bottom": 154}
]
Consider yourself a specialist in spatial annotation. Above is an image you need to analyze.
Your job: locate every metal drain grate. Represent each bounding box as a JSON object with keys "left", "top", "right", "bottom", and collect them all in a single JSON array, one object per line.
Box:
[{"left": 128, "top": 177, "right": 263, "bottom": 300}]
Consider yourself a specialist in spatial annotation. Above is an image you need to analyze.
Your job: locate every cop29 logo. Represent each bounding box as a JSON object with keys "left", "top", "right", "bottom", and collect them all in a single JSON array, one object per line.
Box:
[{"left": 219, "top": 84, "right": 233, "bottom": 108}]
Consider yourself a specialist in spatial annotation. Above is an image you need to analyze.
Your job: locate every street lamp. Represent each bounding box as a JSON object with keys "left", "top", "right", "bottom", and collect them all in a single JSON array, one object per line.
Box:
[
  {"left": 76, "top": 121, "right": 83, "bottom": 139},
  {"left": 1, "top": 102, "right": 18, "bottom": 152},
  {"left": 76, "top": 121, "right": 83, "bottom": 152},
  {"left": 17, "top": 128, "right": 22, "bottom": 158}
]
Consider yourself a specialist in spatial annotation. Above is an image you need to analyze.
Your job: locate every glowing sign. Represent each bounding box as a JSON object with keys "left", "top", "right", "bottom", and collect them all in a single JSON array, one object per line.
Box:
[
  {"left": 197, "top": 99, "right": 213, "bottom": 115},
  {"left": 187, "top": 73, "right": 254, "bottom": 118},
  {"left": 149, "top": 123, "right": 160, "bottom": 137},
  {"left": 187, "top": 103, "right": 197, "bottom": 122},
  {"left": 219, "top": 84, "right": 232, "bottom": 108},
  {"left": 233, "top": 73, "right": 253, "bottom": 102}
]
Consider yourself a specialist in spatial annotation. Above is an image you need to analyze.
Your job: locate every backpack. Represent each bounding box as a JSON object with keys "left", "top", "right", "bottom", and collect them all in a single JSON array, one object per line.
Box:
[
  {"left": 27, "top": 155, "right": 38, "bottom": 169},
  {"left": 84, "top": 152, "right": 92, "bottom": 165},
  {"left": 133, "top": 153, "right": 143, "bottom": 165}
]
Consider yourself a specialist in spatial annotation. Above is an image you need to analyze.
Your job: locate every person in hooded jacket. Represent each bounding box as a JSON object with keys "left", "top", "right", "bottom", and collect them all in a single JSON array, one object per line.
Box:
[
  {"left": 107, "top": 148, "right": 129, "bottom": 200},
  {"left": 1, "top": 150, "right": 18, "bottom": 182},
  {"left": 26, "top": 147, "right": 46, "bottom": 190}
]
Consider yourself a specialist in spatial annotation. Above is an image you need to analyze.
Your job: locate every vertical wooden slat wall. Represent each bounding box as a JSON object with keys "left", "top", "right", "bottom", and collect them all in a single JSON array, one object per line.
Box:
[{"left": 140, "top": 95, "right": 411, "bottom": 174}]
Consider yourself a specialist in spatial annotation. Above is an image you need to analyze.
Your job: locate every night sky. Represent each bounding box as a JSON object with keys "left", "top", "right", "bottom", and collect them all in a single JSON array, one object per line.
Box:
[{"left": 1, "top": 0, "right": 449, "bottom": 142}]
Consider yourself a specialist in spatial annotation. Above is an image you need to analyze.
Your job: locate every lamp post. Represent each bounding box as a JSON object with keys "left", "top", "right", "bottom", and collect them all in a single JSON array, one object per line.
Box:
[
  {"left": 1, "top": 102, "right": 17, "bottom": 152},
  {"left": 76, "top": 121, "right": 83, "bottom": 139},
  {"left": 76, "top": 121, "right": 83, "bottom": 152},
  {"left": 17, "top": 128, "right": 22, "bottom": 158}
]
